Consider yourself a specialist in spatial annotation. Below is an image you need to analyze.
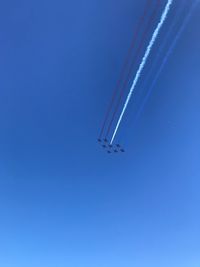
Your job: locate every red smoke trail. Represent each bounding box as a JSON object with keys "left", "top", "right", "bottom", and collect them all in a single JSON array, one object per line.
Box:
[
  {"left": 98, "top": 0, "right": 153, "bottom": 139},
  {"left": 105, "top": 0, "right": 161, "bottom": 139}
]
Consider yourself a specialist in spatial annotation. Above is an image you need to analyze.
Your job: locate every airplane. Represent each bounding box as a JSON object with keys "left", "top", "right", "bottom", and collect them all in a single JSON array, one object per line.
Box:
[
  {"left": 114, "top": 150, "right": 118, "bottom": 153},
  {"left": 104, "top": 138, "right": 108, "bottom": 143},
  {"left": 107, "top": 150, "right": 111, "bottom": 154},
  {"left": 120, "top": 149, "right": 125, "bottom": 152},
  {"left": 116, "top": 144, "right": 121, "bottom": 148},
  {"left": 102, "top": 145, "right": 106, "bottom": 148},
  {"left": 108, "top": 144, "right": 113, "bottom": 148},
  {"left": 97, "top": 139, "right": 101, "bottom": 142}
]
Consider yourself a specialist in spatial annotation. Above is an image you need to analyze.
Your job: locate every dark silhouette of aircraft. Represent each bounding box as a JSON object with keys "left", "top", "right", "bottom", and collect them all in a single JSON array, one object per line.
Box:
[{"left": 97, "top": 139, "right": 125, "bottom": 154}]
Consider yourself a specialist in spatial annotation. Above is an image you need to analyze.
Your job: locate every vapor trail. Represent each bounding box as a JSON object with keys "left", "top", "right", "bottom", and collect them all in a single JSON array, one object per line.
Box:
[
  {"left": 110, "top": 0, "right": 173, "bottom": 144},
  {"left": 136, "top": 0, "right": 187, "bottom": 106},
  {"left": 98, "top": 0, "right": 152, "bottom": 139},
  {"left": 135, "top": 0, "right": 200, "bottom": 122},
  {"left": 105, "top": 0, "right": 161, "bottom": 139}
]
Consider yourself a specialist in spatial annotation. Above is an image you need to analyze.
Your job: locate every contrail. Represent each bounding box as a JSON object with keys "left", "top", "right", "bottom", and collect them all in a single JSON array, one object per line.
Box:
[
  {"left": 135, "top": 0, "right": 187, "bottom": 106},
  {"left": 110, "top": 0, "right": 174, "bottom": 144},
  {"left": 105, "top": 0, "right": 161, "bottom": 138},
  {"left": 135, "top": 0, "right": 200, "bottom": 122},
  {"left": 98, "top": 0, "right": 152, "bottom": 139}
]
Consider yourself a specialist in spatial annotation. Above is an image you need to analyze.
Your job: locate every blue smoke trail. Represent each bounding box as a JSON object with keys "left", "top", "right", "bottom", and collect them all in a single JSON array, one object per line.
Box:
[
  {"left": 110, "top": 0, "right": 174, "bottom": 144},
  {"left": 135, "top": 0, "right": 200, "bottom": 122},
  {"left": 136, "top": 0, "right": 187, "bottom": 107}
]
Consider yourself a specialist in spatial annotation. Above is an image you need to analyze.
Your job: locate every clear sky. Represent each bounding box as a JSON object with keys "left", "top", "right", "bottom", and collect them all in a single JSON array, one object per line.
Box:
[{"left": 0, "top": 0, "right": 200, "bottom": 266}]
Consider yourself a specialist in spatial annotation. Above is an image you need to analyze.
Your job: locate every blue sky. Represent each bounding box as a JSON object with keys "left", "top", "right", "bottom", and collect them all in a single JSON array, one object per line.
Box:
[{"left": 0, "top": 0, "right": 200, "bottom": 266}]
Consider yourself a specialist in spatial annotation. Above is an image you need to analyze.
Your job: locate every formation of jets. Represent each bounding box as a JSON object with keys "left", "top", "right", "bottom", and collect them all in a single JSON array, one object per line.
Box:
[{"left": 97, "top": 139, "right": 125, "bottom": 154}]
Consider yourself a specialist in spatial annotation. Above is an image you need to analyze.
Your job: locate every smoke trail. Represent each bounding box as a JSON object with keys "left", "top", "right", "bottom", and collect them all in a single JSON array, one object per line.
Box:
[
  {"left": 98, "top": 0, "right": 152, "bottom": 139},
  {"left": 135, "top": 0, "right": 200, "bottom": 122},
  {"left": 110, "top": 0, "right": 173, "bottom": 144},
  {"left": 135, "top": 0, "right": 187, "bottom": 107},
  {"left": 105, "top": 0, "right": 161, "bottom": 139}
]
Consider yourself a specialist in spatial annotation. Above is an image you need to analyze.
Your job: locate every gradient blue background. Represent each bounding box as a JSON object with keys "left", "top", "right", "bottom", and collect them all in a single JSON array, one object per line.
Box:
[{"left": 0, "top": 0, "right": 200, "bottom": 266}]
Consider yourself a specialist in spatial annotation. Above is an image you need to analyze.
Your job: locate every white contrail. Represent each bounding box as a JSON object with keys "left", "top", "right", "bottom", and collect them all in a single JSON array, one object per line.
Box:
[
  {"left": 110, "top": 0, "right": 174, "bottom": 144},
  {"left": 135, "top": 0, "right": 200, "bottom": 122}
]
